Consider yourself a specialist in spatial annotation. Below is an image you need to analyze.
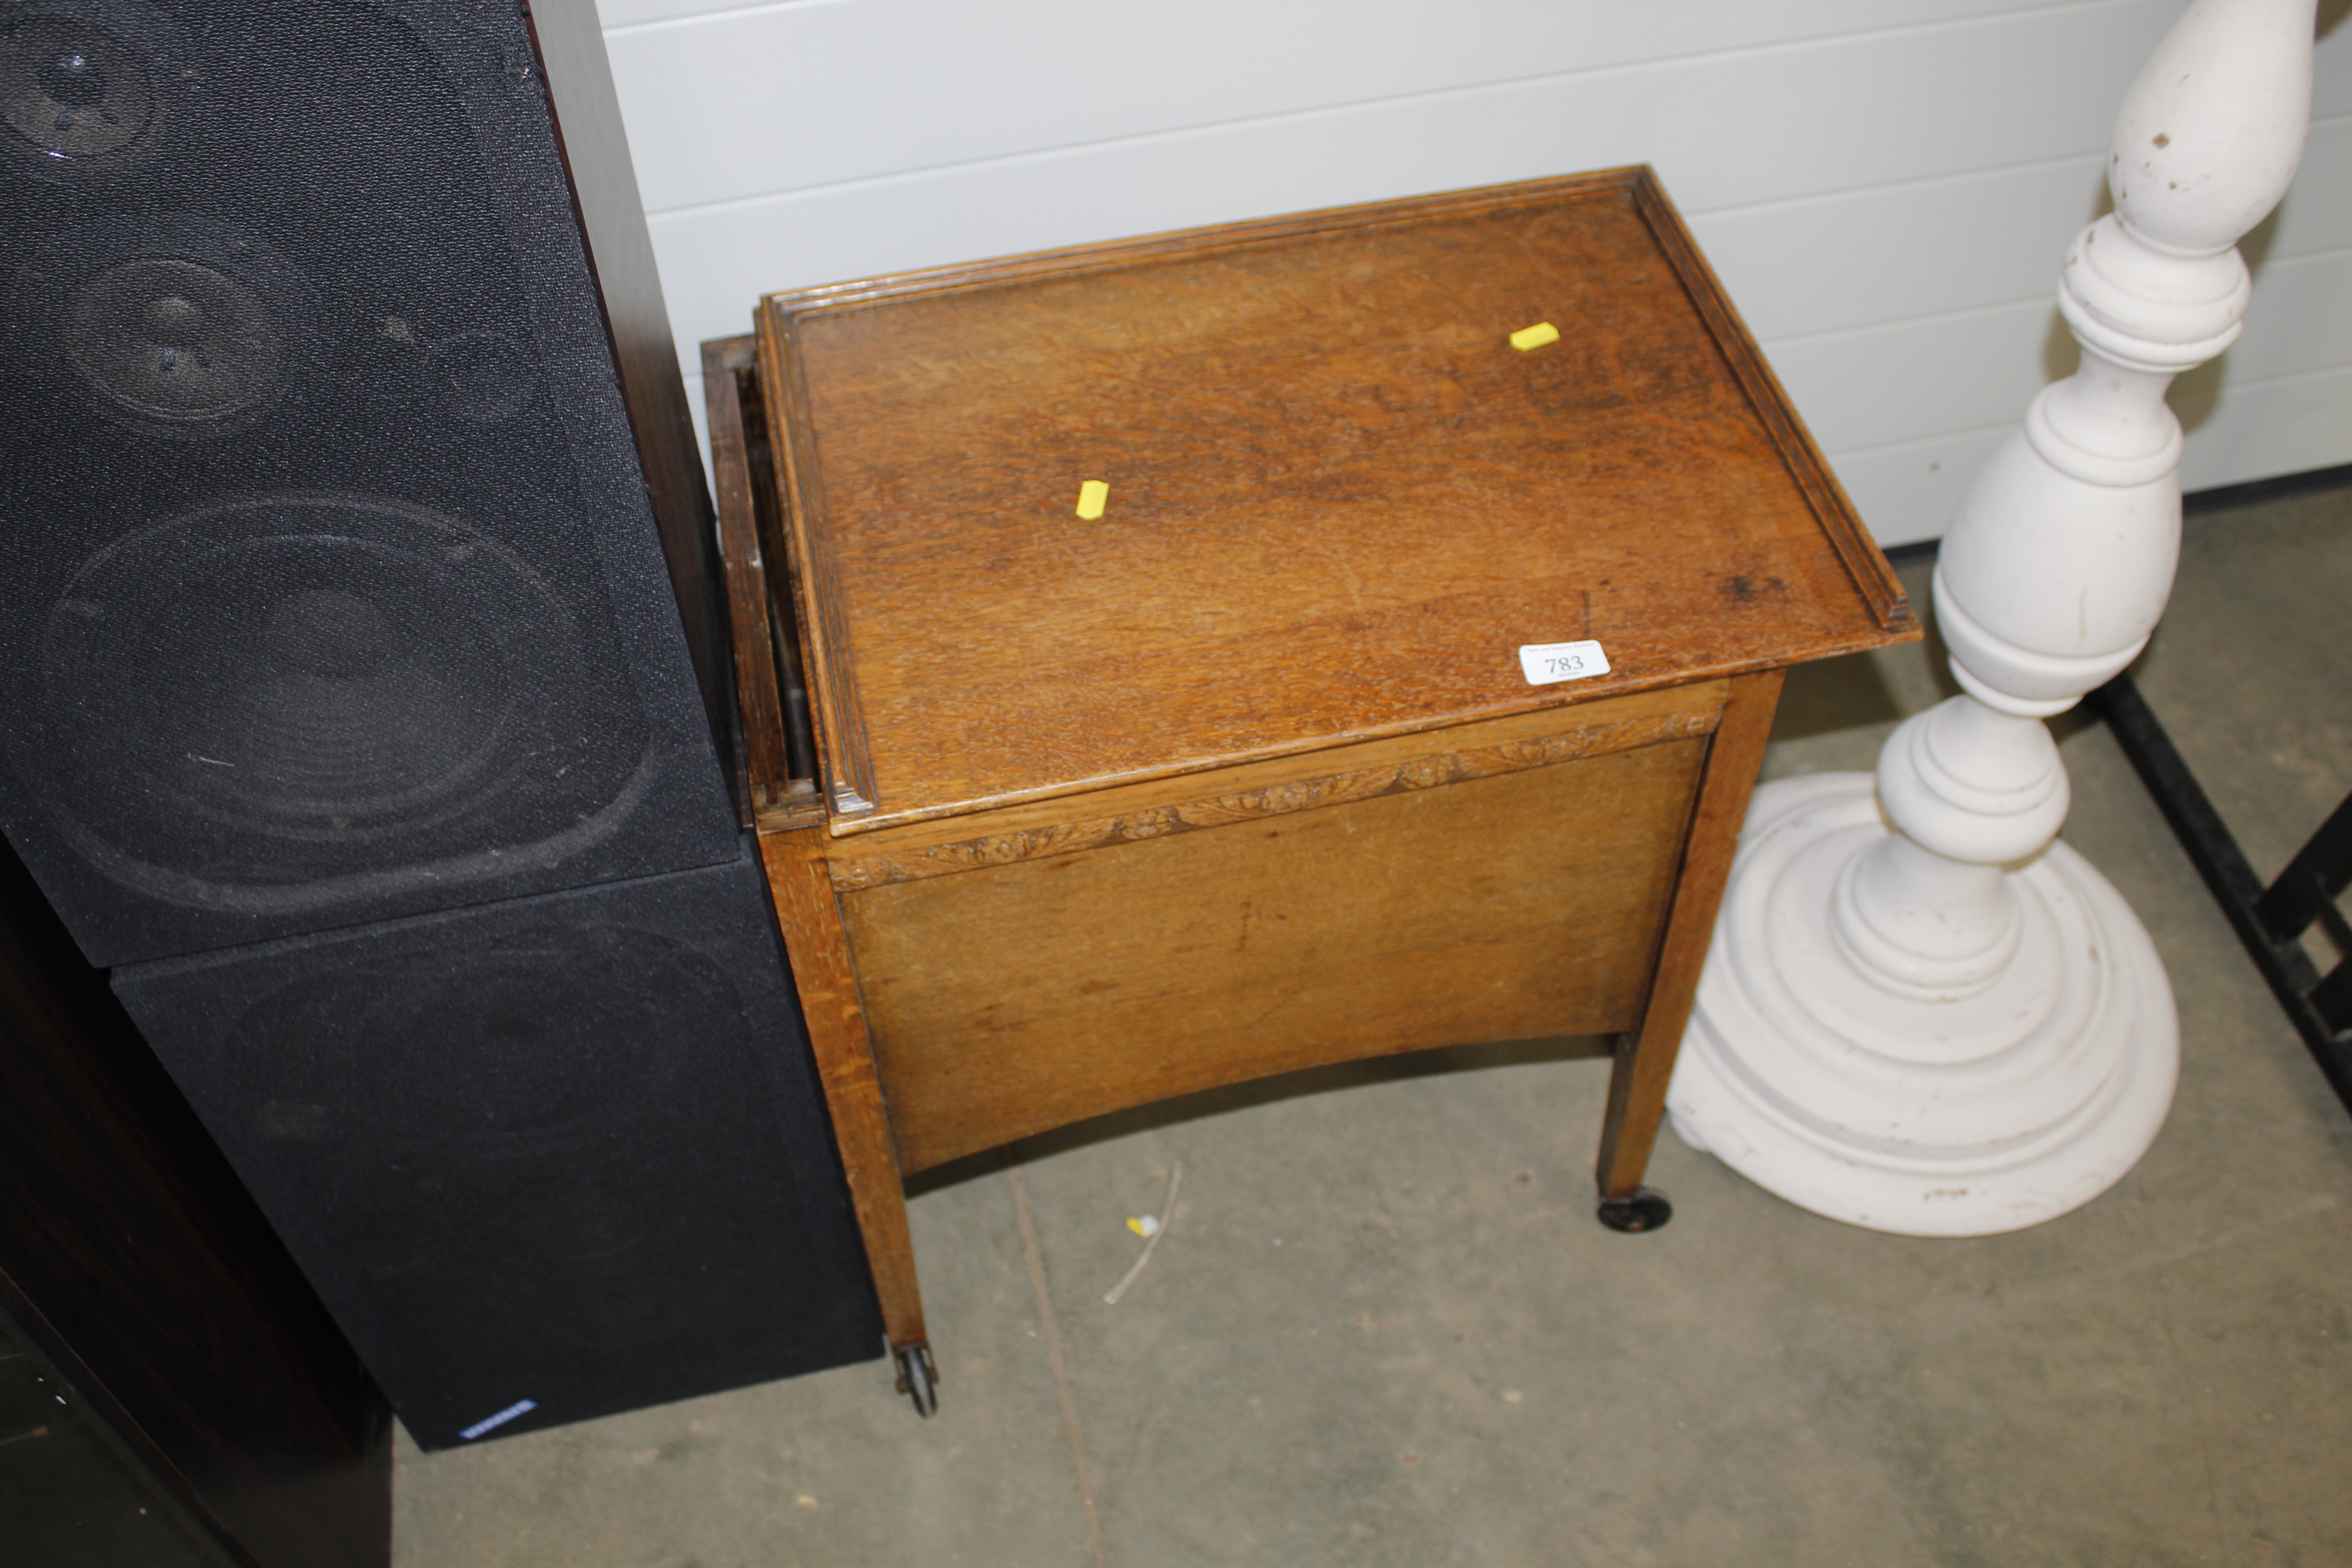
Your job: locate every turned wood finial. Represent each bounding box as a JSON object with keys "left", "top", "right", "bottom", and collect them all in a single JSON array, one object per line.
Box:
[
  {"left": 1939, "top": 0, "right": 2318, "bottom": 725},
  {"left": 2111, "top": 0, "right": 2317, "bottom": 258}
]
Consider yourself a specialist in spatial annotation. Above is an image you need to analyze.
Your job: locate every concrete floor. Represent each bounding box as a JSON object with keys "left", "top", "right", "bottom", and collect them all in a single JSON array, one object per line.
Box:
[{"left": 392, "top": 483, "right": 2352, "bottom": 1568}]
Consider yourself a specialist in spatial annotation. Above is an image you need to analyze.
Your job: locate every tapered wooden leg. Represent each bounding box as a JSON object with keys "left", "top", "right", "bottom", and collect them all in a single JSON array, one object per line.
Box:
[
  {"left": 757, "top": 827, "right": 932, "bottom": 1405},
  {"left": 1596, "top": 669, "right": 1784, "bottom": 1216}
]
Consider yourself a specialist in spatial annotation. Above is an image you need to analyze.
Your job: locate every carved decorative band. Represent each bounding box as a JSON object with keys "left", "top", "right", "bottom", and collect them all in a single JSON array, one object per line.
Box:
[{"left": 828, "top": 706, "right": 1720, "bottom": 891}]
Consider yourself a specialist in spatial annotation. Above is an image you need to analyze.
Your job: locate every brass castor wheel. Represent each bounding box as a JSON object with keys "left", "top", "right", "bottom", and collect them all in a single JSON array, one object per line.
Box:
[
  {"left": 893, "top": 1342, "right": 939, "bottom": 1416},
  {"left": 1596, "top": 1188, "right": 1673, "bottom": 1234}
]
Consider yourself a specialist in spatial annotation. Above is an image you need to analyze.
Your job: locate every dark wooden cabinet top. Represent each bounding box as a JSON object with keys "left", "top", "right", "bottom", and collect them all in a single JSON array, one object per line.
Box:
[{"left": 757, "top": 168, "right": 1913, "bottom": 833}]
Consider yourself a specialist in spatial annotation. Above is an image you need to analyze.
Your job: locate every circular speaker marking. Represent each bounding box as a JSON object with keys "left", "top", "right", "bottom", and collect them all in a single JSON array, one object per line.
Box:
[
  {"left": 14, "top": 214, "right": 314, "bottom": 437},
  {"left": 0, "top": 15, "right": 155, "bottom": 160},
  {"left": 67, "top": 255, "right": 280, "bottom": 421},
  {"left": 33, "top": 493, "right": 646, "bottom": 906},
  {"left": 49, "top": 497, "right": 542, "bottom": 837}
]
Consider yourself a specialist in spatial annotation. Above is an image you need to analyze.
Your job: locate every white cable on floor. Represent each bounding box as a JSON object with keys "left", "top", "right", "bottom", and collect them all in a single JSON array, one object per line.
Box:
[{"left": 1103, "top": 1161, "right": 1183, "bottom": 1306}]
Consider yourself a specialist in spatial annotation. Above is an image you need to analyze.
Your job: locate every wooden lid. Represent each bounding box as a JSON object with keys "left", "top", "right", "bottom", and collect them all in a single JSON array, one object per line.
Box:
[{"left": 757, "top": 168, "right": 1912, "bottom": 833}]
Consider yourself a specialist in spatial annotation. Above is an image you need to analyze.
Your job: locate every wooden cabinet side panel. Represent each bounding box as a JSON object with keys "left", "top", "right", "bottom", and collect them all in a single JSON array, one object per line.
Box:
[
  {"left": 847, "top": 736, "right": 1708, "bottom": 1174},
  {"left": 1597, "top": 668, "right": 1785, "bottom": 1196},
  {"left": 755, "top": 828, "right": 924, "bottom": 1350}
]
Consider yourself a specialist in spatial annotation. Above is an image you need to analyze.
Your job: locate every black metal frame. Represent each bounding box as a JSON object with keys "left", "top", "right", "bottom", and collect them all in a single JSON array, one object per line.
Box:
[{"left": 2089, "top": 672, "right": 2352, "bottom": 1112}]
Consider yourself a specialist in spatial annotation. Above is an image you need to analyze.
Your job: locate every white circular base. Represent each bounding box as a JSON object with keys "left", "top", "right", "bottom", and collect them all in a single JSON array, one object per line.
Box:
[{"left": 1669, "top": 772, "right": 2178, "bottom": 1237}]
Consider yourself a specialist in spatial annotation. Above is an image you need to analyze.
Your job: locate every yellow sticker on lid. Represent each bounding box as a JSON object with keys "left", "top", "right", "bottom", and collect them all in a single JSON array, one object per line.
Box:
[
  {"left": 1075, "top": 479, "right": 1109, "bottom": 519},
  {"left": 1509, "top": 321, "right": 1560, "bottom": 352}
]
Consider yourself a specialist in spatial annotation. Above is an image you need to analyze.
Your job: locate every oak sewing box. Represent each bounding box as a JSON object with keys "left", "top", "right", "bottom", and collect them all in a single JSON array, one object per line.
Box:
[{"left": 703, "top": 168, "right": 1916, "bottom": 1411}]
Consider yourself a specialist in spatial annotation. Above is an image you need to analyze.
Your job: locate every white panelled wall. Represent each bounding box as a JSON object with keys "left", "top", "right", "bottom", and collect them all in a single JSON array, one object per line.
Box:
[{"left": 601, "top": 0, "right": 2352, "bottom": 546}]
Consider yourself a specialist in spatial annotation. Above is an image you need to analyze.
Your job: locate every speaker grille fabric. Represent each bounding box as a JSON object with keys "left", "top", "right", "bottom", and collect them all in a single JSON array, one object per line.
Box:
[
  {"left": 0, "top": 0, "right": 736, "bottom": 965},
  {"left": 112, "top": 855, "right": 884, "bottom": 1450}
]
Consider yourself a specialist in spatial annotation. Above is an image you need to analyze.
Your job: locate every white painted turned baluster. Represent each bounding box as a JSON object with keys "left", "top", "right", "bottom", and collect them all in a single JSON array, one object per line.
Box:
[{"left": 1666, "top": 0, "right": 2317, "bottom": 1236}]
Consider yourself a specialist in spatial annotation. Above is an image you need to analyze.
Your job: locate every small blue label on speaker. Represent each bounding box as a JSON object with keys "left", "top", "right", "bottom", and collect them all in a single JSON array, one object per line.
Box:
[{"left": 458, "top": 1399, "right": 538, "bottom": 1441}]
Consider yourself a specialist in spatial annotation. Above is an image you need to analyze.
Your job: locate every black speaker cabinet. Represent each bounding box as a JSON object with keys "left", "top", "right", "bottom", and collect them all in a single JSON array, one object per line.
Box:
[
  {"left": 114, "top": 856, "right": 881, "bottom": 1450},
  {"left": 1, "top": 0, "right": 884, "bottom": 1446},
  {"left": 0, "top": 0, "right": 740, "bottom": 966}
]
